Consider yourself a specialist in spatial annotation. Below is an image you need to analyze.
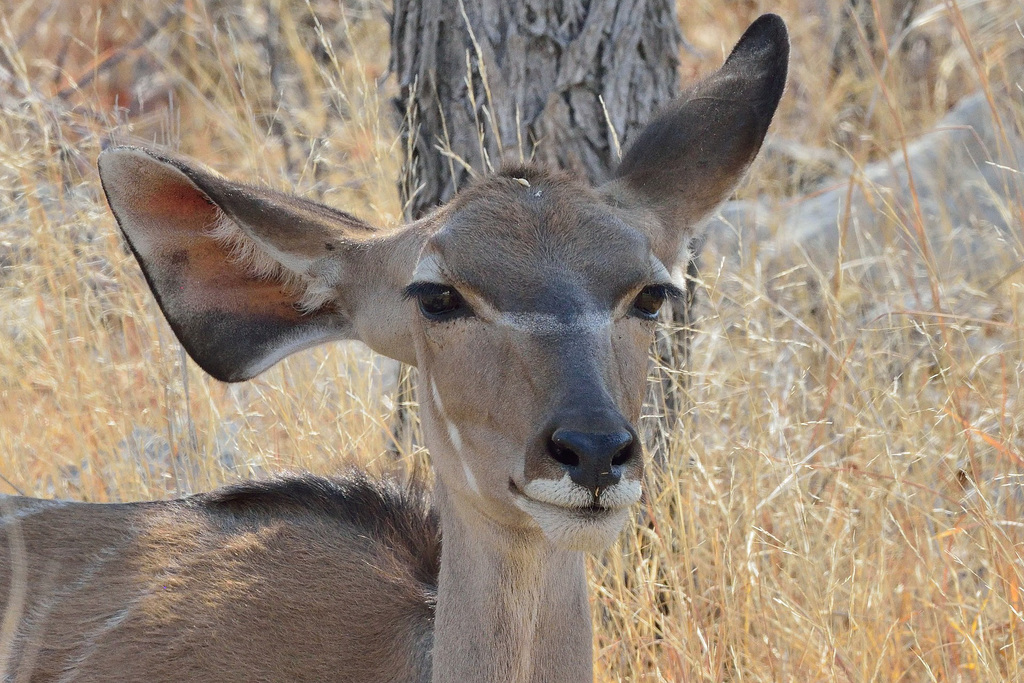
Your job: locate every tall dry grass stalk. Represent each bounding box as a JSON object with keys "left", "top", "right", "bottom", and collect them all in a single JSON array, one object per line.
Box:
[{"left": 1, "top": 0, "right": 1022, "bottom": 679}]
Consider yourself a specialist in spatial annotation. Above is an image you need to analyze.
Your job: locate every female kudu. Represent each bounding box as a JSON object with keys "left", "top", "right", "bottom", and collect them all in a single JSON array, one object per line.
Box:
[{"left": 0, "top": 15, "right": 788, "bottom": 683}]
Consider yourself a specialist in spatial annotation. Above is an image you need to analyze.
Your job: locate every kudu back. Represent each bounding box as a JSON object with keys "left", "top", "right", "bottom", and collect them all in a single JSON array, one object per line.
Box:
[{"left": 1, "top": 15, "right": 788, "bottom": 683}]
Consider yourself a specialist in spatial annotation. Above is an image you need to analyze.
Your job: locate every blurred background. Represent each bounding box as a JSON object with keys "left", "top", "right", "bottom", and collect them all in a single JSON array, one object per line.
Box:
[{"left": 1, "top": 0, "right": 1022, "bottom": 679}]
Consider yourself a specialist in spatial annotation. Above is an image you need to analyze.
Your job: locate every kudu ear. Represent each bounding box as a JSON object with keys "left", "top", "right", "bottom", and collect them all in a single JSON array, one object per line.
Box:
[
  {"left": 609, "top": 13, "right": 789, "bottom": 266},
  {"left": 99, "top": 147, "right": 420, "bottom": 382}
]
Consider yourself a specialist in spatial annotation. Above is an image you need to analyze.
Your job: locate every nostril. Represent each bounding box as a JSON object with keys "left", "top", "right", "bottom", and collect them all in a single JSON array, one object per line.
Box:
[
  {"left": 548, "top": 438, "right": 580, "bottom": 468},
  {"left": 610, "top": 435, "right": 634, "bottom": 467}
]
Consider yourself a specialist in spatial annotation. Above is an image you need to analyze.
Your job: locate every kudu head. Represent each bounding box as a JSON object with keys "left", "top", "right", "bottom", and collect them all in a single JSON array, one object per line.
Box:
[{"left": 99, "top": 15, "right": 788, "bottom": 553}]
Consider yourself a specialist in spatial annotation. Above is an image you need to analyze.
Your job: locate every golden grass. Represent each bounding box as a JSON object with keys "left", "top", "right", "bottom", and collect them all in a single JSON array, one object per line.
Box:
[{"left": 1, "top": 0, "right": 1023, "bottom": 680}]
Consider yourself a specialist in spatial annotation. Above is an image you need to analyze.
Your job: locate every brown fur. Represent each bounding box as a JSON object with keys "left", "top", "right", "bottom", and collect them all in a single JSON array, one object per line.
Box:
[{"left": 1, "top": 474, "right": 437, "bottom": 682}]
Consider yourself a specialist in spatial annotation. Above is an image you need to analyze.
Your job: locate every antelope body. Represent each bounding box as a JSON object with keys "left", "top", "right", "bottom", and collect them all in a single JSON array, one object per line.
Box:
[{"left": 0, "top": 16, "right": 788, "bottom": 683}]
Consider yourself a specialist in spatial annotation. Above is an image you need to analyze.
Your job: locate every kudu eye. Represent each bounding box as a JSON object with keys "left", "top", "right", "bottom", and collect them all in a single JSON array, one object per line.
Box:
[
  {"left": 631, "top": 285, "right": 669, "bottom": 320},
  {"left": 405, "top": 282, "right": 472, "bottom": 321}
]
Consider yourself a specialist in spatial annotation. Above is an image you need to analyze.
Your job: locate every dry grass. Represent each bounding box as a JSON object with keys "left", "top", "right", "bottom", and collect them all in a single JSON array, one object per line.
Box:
[{"left": 2, "top": 0, "right": 1023, "bottom": 680}]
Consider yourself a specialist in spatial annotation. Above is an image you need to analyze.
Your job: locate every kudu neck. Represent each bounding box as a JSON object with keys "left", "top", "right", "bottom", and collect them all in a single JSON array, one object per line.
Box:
[{"left": 430, "top": 482, "right": 594, "bottom": 683}]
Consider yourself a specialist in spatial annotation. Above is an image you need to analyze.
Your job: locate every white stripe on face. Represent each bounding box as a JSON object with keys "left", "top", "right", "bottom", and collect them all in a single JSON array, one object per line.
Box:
[
  {"left": 493, "top": 312, "right": 612, "bottom": 335},
  {"left": 428, "top": 377, "right": 471, "bottom": 488},
  {"left": 445, "top": 420, "right": 463, "bottom": 451},
  {"left": 429, "top": 378, "right": 444, "bottom": 413},
  {"left": 429, "top": 378, "right": 463, "bottom": 451},
  {"left": 462, "top": 461, "right": 479, "bottom": 494}
]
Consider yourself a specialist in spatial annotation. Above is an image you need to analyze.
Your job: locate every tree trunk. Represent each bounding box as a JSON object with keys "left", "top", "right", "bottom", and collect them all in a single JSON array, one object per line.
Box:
[
  {"left": 388, "top": 0, "right": 686, "bottom": 462},
  {"left": 390, "top": 0, "right": 680, "bottom": 215}
]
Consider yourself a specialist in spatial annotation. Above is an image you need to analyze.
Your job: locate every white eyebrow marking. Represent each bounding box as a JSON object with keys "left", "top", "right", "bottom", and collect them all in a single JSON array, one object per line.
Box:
[
  {"left": 494, "top": 312, "right": 612, "bottom": 334},
  {"left": 411, "top": 251, "right": 445, "bottom": 283},
  {"left": 650, "top": 254, "right": 671, "bottom": 282}
]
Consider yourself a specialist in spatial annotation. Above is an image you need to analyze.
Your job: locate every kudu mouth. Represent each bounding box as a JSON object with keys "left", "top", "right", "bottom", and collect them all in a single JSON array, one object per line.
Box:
[
  {"left": 508, "top": 473, "right": 640, "bottom": 552},
  {"left": 508, "top": 472, "right": 643, "bottom": 516}
]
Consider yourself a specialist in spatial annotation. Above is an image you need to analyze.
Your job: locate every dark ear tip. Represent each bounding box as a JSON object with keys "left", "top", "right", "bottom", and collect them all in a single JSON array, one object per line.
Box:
[
  {"left": 743, "top": 13, "right": 789, "bottom": 46},
  {"left": 748, "top": 13, "right": 788, "bottom": 37},
  {"left": 729, "top": 13, "right": 790, "bottom": 68}
]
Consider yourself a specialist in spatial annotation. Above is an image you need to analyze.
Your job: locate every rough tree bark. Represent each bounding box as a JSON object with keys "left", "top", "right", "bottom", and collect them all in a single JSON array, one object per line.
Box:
[
  {"left": 390, "top": 0, "right": 681, "bottom": 214},
  {"left": 388, "top": 0, "right": 689, "bottom": 460}
]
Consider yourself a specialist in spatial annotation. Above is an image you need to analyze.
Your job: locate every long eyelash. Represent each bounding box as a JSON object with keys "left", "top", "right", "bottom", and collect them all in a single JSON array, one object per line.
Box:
[
  {"left": 648, "top": 283, "right": 685, "bottom": 300},
  {"left": 403, "top": 281, "right": 451, "bottom": 300}
]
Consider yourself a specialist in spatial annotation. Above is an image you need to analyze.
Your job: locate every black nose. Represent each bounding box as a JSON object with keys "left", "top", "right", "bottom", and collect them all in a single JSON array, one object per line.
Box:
[{"left": 547, "top": 427, "right": 636, "bottom": 497}]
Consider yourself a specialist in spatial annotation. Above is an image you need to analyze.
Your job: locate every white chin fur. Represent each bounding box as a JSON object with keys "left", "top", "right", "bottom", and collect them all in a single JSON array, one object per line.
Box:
[{"left": 513, "top": 496, "right": 632, "bottom": 553}]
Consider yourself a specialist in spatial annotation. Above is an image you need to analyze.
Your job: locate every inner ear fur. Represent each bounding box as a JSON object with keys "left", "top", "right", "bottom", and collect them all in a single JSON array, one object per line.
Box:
[
  {"left": 98, "top": 147, "right": 420, "bottom": 382},
  {"left": 610, "top": 13, "right": 789, "bottom": 266}
]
